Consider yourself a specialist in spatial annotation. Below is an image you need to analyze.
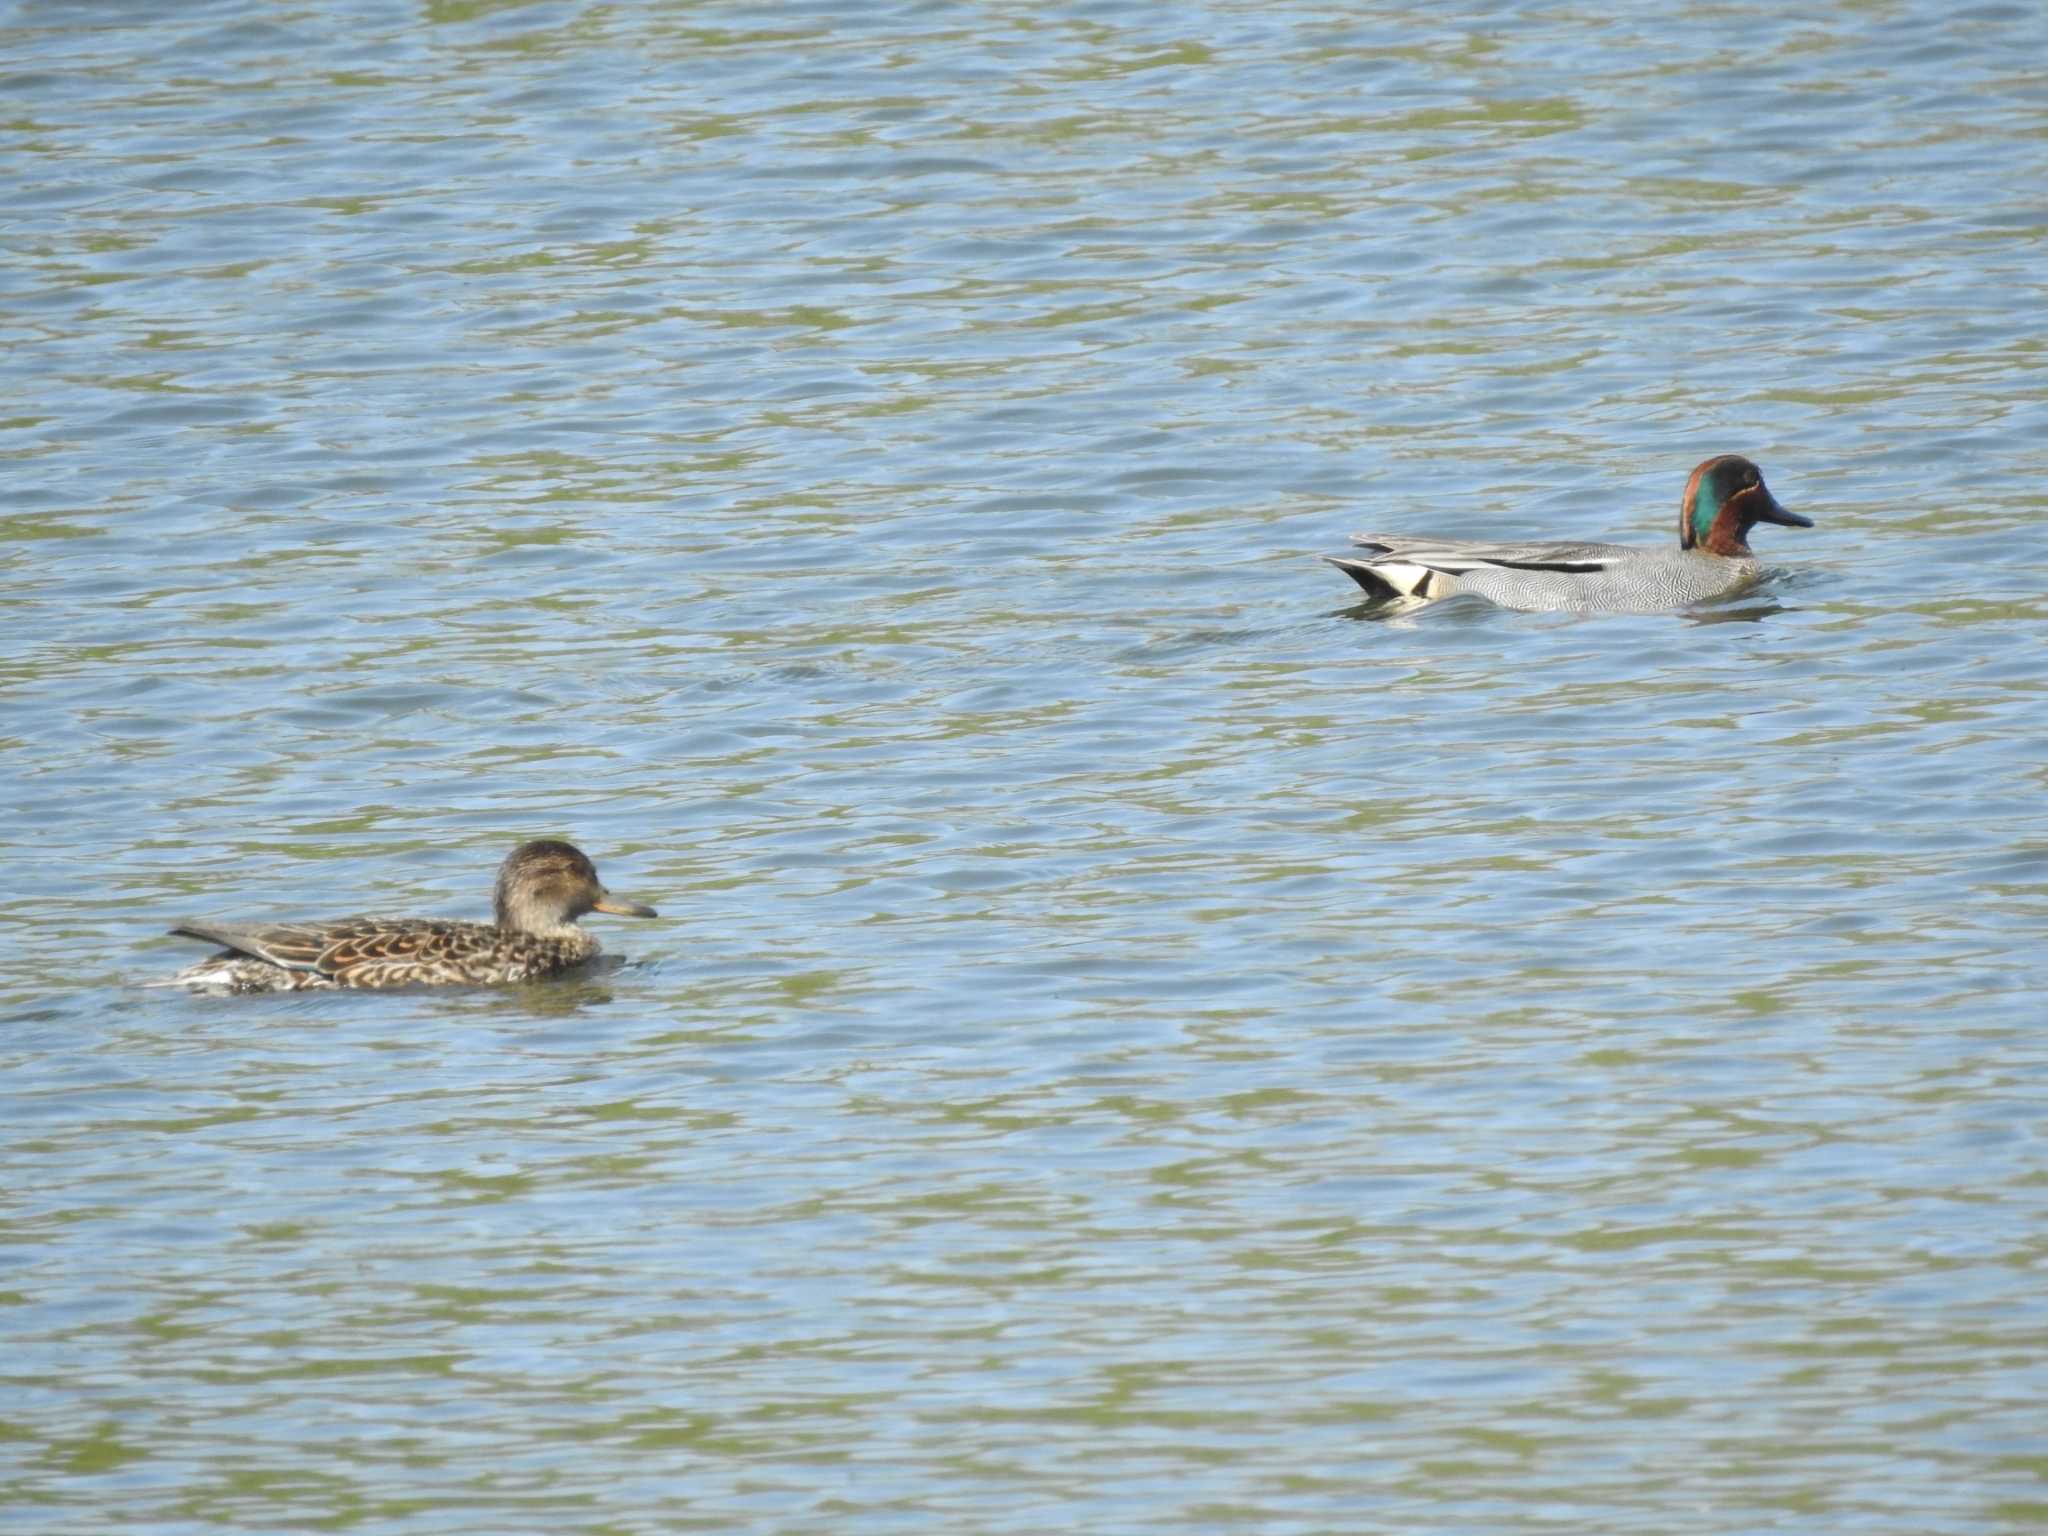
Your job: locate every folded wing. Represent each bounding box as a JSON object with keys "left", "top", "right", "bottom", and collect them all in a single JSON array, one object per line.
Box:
[
  {"left": 1346, "top": 535, "right": 1636, "bottom": 573},
  {"left": 168, "top": 916, "right": 476, "bottom": 979}
]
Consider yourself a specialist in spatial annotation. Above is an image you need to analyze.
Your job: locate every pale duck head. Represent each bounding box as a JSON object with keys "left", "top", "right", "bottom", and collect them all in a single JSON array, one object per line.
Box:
[{"left": 492, "top": 839, "right": 657, "bottom": 938}]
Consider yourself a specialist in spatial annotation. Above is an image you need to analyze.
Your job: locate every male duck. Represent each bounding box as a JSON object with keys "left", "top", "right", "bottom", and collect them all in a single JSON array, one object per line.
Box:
[
  {"left": 1324, "top": 454, "right": 1812, "bottom": 613},
  {"left": 160, "top": 839, "right": 658, "bottom": 993}
]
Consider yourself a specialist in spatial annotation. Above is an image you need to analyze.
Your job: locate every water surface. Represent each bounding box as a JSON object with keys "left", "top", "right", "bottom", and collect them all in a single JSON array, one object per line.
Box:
[{"left": 4, "top": 2, "right": 2046, "bottom": 1531}]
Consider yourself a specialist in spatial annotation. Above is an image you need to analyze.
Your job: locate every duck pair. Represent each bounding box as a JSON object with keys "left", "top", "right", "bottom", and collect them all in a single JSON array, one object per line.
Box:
[{"left": 164, "top": 455, "right": 1813, "bottom": 993}]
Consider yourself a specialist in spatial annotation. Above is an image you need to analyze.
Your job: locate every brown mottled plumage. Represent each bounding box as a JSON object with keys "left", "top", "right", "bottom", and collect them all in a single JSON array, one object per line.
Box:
[{"left": 160, "top": 840, "right": 658, "bottom": 993}]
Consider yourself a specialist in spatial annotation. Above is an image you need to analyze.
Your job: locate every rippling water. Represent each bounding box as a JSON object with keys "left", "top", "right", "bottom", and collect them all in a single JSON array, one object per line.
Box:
[{"left": 5, "top": 2, "right": 2046, "bottom": 1531}]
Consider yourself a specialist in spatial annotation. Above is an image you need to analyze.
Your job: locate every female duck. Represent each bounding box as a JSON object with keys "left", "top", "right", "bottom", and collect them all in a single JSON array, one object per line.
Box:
[
  {"left": 161, "top": 839, "right": 658, "bottom": 992},
  {"left": 1325, "top": 454, "right": 1813, "bottom": 613}
]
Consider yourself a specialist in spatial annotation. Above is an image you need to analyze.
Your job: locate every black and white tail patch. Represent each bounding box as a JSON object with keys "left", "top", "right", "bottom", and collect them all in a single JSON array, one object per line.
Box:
[{"left": 1324, "top": 555, "right": 1442, "bottom": 603}]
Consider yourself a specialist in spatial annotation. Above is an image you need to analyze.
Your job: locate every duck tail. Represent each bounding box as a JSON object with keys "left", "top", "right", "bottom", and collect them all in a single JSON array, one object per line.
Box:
[{"left": 1322, "top": 554, "right": 1444, "bottom": 602}]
